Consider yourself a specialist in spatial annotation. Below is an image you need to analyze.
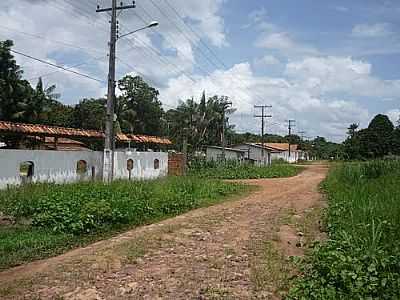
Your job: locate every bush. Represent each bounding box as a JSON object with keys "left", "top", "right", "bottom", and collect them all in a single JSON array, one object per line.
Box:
[
  {"left": 287, "top": 160, "right": 400, "bottom": 299},
  {"left": 0, "top": 177, "right": 246, "bottom": 235},
  {"left": 188, "top": 159, "right": 301, "bottom": 179}
]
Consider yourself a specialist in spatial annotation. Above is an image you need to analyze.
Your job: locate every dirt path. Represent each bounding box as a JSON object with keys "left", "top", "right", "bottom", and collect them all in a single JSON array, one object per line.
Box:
[{"left": 0, "top": 164, "right": 328, "bottom": 300}]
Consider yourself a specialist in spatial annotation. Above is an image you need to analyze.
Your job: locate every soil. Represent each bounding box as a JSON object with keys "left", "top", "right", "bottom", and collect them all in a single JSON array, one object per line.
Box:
[{"left": 0, "top": 164, "right": 328, "bottom": 300}]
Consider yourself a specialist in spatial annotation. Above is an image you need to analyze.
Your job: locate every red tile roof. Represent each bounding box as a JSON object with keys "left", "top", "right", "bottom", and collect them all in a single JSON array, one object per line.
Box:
[{"left": 0, "top": 121, "right": 172, "bottom": 145}]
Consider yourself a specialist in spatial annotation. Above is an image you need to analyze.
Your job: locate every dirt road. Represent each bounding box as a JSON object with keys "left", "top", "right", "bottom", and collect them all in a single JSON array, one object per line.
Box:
[{"left": 0, "top": 164, "right": 328, "bottom": 300}]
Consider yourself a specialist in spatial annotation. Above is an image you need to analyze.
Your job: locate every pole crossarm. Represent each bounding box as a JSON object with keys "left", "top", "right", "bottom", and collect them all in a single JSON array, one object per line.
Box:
[
  {"left": 96, "top": 3, "right": 136, "bottom": 13},
  {"left": 254, "top": 105, "right": 272, "bottom": 166}
]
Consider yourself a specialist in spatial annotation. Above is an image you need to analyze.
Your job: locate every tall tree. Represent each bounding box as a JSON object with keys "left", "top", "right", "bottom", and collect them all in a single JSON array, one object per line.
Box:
[
  {"left": 117, "top": 75, "right": 164, "bottom": 135},
  {"left": 0, "top": 40, "right": 33, "bottom": 122},
  {"left": 73, "top": 98, "right": 106, "bottom": 130}
]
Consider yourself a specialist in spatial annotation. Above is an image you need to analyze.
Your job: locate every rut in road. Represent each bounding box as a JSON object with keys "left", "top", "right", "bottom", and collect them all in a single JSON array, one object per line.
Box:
[{"left": 0, "top": 164, "right": 328, "bottom": 300}]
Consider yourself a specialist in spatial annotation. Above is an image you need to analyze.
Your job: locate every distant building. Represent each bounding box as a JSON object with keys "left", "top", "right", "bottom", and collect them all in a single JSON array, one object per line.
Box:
[
  {"left": 206, "top": 146, "right": 246, "bottom": 162},
  {"left": 232, "top": 143, "right": 308, "bottom": 164},
  {"left": 231, "top": 143, "right": 274, "bottom": 165}
]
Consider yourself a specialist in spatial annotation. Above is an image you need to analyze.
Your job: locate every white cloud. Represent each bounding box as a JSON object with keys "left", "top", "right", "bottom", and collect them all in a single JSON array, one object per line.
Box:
[
  {"left": 334, "top": 6, "right": 349, "bottom": 12},
  {"left": 254, "top": 55, "right": 280, "bottom": 66},
  {"left": 352, "top": 23, "right": 392, "bottom": 38},
  {"left": 0, "top": 0, "right": 228, "bottom": 104},
  {"left": 386, "top": 109, "right": 400, "bottom": 125},
  {"left": 159, "top": 60, "right": 371, "bottom": 142},
  {"left": 255, "top": 30, "right": 319, "bottom": 56},
  {"left": 285, "top": 56, "right": 400, "bottom": 98}
]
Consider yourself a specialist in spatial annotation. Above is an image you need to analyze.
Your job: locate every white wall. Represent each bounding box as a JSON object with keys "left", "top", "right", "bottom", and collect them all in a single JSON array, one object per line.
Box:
[
  {"left": 206, "top": 148, "right": 243, "bottom": 161},
  {"left": 232, "top": 144, "right": 271, "bottom": 165},
  {"left": 271, "top": 151, "right": 299, "bottom": 163},
  {"left": 114, "top": 151, "right": 168, "bottom": 180},
  {"left": 0, "top": 149, "right": 168, "bottom": 189}
]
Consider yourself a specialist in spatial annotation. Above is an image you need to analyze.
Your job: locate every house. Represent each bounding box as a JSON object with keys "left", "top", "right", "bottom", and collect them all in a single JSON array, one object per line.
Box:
[
  {"left": 206, "top": 146, "right": 246, "bottom": 162},
  {"left": 232, "top": 142, "right": 307, "bottom": 164},
  {"left": 231, "top": 143, "right": 275, "bottom": 165},
  {"left": 265, "top": 143, "right": 300, "bottom": 163}
]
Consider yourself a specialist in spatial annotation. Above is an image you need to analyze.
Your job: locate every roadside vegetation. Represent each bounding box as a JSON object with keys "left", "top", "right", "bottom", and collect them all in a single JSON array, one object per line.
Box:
[
  {"left": 0, "top": 177, "right": 247, "bottom": 270},
  {"left": 287, "top": 160, "right": 400, "bottom": 299},
  {"left": 188, "top": 159, "right": 302, "bottom": 179}
]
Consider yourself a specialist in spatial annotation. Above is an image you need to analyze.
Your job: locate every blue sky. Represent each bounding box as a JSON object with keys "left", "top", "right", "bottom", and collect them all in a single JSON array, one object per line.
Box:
[{"left": 1, "top": 0, "right": 399, "bottom": 141}]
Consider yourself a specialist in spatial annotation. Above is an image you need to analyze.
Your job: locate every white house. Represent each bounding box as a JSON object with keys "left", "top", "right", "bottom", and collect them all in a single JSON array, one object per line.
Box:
[
  {"left": 232, "top": 143, "right": 306, "bottom": 164},
  {"left": 206, "top": 146, "right": 246, "bottom": 162},
  {"left": 231, "top": 143, "right": 273, "bottom": 165}
]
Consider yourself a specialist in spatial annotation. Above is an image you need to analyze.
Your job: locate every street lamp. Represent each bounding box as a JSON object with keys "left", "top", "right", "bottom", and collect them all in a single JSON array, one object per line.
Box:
[{"left": 118, "top": 21, "right": 159, "bottom": 40}]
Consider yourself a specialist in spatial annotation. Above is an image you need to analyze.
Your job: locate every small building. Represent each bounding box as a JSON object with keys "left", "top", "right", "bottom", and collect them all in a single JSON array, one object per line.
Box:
[
  {"left": 266, "top": 143, "right": 300, "bottom": 163},
  {"left": 232, "top": 142, "right": 307, "bottom": 165},
  {"left": 231, "top": 143, "right": 274, "bottom": 166},
  {"left": 206, "top": 146, "right": 246, "bottom": 162}
]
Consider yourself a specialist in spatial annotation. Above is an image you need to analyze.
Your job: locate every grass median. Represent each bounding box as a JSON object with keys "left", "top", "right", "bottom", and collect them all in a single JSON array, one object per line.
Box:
[
  {"left": 0, "top": 176, "right": 249, "bottom": 270},
  {"left": 287, "top": 160, "right": 400, "bottom": 299},
  {"left": 188, "top": 160, "right": 302, "bottom": 179}
]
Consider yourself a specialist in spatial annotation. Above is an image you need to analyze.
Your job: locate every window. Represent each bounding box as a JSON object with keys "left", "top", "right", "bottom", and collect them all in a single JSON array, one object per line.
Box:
[
  {"left": 127, "top": 159, "right": 134, "bottom": 171},
  {"left": 77, "top": 160, "right": 87, "bottom": 175},
  {"left": 154, "top": 159, "right": 160, "bottom": 170},
  {"left": 20, "top": 161, "right": 34, "bottom": 183},
  {"left": 127, "top": 159, "right": 134, "bottom": 180}
]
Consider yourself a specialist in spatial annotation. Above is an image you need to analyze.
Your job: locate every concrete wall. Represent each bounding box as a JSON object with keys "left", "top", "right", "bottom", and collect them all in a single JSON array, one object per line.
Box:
[
  {"left": 113, "top": 151, "right": 168, "bottom": 180},
  {"left": 206, "top": 147, "right": 244, "bottom": 161},
  {"left": 232, "top": 144, "right": 271, "bottom": 166},
  {"left": 271, "top": 151, "right": 299, "bottom": 163},
  {"left": 0, "top": 149, "right": 168, "bottom": 189}
]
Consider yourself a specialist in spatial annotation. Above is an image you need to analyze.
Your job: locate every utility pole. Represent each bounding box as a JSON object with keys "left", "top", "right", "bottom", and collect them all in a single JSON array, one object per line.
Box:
[
  {"left": 221, "top": 99, "right": 233, "bottom": 161},
  {"left": 298, "top": 131, "right": 306, "bottom": 141},
  {"left": 287, "top": 119, "right": 296, "bottom": 157},
  {"left": 97, "top": 1, "right": 135, "bottom": 182},
  {"left": 254, "top": 105, "right": 272, "bottom": 165}
]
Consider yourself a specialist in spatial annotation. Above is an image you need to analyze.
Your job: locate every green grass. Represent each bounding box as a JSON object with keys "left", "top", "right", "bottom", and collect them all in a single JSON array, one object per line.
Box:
[
  {"left": 188, "top": 159, "right": 302, "bottom": 179},
  {"left": 0, "top": 176, "right": 248, "bottom": 270},
  {"left": 287, "top": 160, "right": 400, "bottom": 300}
]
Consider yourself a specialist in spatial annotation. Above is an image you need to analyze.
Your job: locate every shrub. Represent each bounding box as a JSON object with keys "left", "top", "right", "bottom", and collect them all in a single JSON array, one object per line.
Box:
[
  {"left": 287, "top": 160, "right": 400, "bottom": 299},
  {"left": 0, "top": 177, "right": 246, "bottom": 235},
  {"left": 188, "top": 159, "right": 301, "bottom": 179}
]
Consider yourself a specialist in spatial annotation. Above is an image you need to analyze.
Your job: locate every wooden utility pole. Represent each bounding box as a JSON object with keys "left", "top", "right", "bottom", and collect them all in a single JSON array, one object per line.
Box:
[
  {"left": 97, "top": 1, "right": 135, "bottom": 182},
  {"left": 221, "top": 99, "right": 232, "bottom": 161},
  {"left": 287, "top": 120, "right": 296, "bottom": 157},
  {"left": 254, "top": 105, "right": 272, "bottom": 165}
]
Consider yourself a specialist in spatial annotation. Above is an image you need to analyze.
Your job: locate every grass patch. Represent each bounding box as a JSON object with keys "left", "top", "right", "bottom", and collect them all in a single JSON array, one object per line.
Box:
[
  {"left": 287, "top": 160, "right": 400, "bottom": 299},
  {"left": 0, "top": 176, "right": 248, "bottom": 270},
  {"left": 188, "top": 159, "right": 302, "bottom": 179}
]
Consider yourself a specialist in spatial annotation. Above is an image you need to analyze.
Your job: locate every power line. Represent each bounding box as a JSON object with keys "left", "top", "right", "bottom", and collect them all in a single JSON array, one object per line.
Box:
[
  {"left": 10, "top": 49, "right": 104, "bottom": 83},
  {"left": 0, "top": 25, "right": 105, "bottom": 55},
  {"left": 28, "top": 55, "right": 107, "bottom": 82},
  {"left": 254, "top": 105, "right": 272, "bottom": 165}
]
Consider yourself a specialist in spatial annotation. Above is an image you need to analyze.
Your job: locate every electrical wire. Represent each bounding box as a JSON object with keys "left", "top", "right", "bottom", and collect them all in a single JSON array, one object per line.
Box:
[{"left": 10, "top": 49, "right": 104, "bottom": 83}]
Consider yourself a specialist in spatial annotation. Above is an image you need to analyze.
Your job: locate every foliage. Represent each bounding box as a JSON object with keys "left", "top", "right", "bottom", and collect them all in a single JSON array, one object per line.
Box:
[
  {"left": 117, "top": 75, "right": 164, "bottom": 135},
  {"left": 188, "top": 159, "right": 301, "bottom": 179},
  {"left": 72, "top": 98, "right": 106, "bottom": 130},
  {"left": 0, "top": 177, "right": 247, "bottom": 269},
  {"left": 287, "top": 160, "right": 400, "bottom": 299},
  {"left": 0, "top": 177, "right": 245, "bottom": 235},
  {"left": 344, "top": 114, "right": 397, "bottom": 160},
  {"left": 166, "top": 92, "right": 235, "bottom": 153}
]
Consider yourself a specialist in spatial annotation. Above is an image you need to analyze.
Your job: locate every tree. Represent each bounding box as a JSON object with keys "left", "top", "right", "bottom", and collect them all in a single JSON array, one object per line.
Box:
[
  {"left": 73, "top": 98, "right": 106, "bottom": 130},
  {"left": 347, "top": 123, "right": 359, "bottom": 138},
  {"left": 117, "top": 75, "right": 164, "bottom": 135},
  {"left": 166, "top": 94, "right": 235, "bottom": 153},
  {"left": 0, "top": 40, "right": 33, "bottom": 122},
  {"left": 362, "top": 114, "right": 394, "bottom": 158}
]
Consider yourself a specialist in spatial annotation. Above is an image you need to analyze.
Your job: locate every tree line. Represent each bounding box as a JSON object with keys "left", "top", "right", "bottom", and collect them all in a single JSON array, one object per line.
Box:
[
  {"left": 344, "top": 114, "right": 400, "bottom": 160},
  {"left": 1, "top": 39, "right": 352, "bottom": 157}
]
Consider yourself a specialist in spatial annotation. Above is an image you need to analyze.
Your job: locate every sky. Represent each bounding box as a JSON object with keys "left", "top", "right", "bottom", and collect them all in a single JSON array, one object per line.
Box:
[{"left": 1, "top": 0, "right": 399, "bottom": 141}]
